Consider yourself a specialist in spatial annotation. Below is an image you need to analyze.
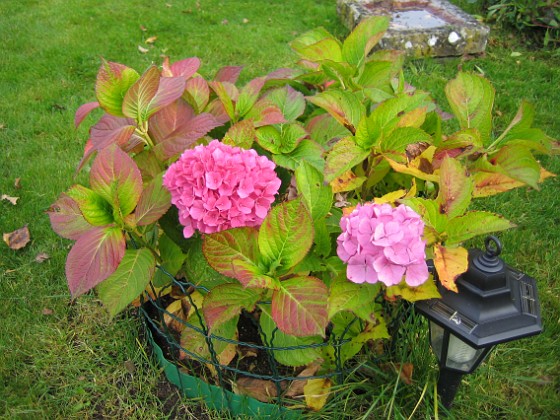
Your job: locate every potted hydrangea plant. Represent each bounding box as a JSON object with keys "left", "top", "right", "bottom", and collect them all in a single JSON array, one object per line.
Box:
[{"left": 47, "top": 16, "right": 557, "bottom": 413}]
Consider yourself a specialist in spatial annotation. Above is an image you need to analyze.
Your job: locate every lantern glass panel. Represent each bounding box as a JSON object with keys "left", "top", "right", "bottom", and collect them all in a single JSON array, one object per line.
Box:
[
  {"left": 445, "top": 335, "right": 485, "bottom": 372},
  {"left": 429, "top": 321, "right": 445, "bottom": 361}
]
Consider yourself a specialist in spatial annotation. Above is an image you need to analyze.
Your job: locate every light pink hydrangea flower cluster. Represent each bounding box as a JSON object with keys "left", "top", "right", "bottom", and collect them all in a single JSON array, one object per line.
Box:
[
  {"left": 337, "top": 203, "right": 429, "bottom": 287},
  {"left": 163, "top": 140, "right": 281, "bottom": 238}
]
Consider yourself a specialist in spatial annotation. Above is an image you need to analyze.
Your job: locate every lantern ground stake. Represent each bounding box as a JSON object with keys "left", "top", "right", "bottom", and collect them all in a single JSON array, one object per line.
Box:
[{"left": 415, "top": 236, "right": 543, "bottom": 410}]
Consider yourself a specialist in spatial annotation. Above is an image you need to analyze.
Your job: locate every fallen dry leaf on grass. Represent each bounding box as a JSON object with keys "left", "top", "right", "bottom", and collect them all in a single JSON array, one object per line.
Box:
[
  {"left": 138, "top": 45, "right": 149, "bottom": 54},
  {"left": 35, "top": 252, "right": 50, "bottom": 263},
  {"left": 146, "top": 36, "right": 157, "bottom": 44},
  {"left": 14, "top": 178, "right": 21, "bottom": 189},
  {"left": 42, "top": 308, "right": 53, "bottom": 316},
  {"left": 3, "top": 225, "right": 30, "bottom": 250},
  {"left": 234, "top": 377, "right": 284, "bottom": 402},
  {"left": 1, "top": 194, "right": 19, "bottom": 205}
]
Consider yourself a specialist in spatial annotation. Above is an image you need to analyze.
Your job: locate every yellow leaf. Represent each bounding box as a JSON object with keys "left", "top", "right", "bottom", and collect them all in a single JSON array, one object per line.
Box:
[
  {"left": 386, "top": 275, "right": 441, "bottom": 302},
  {"left": 303, "top": 378, "right": 332, "bottom": 411},
  {"left": 397, "top": 107, "right": 427, "bottom": 128},
  {"left": 373, "top": 189, "right": 406, "bottom": 204},
  {"left": 330, "top": 170, "right": 366, "bottom": 193},
  {"left": 385, "top": 157, "right": 439, "bottom": 182},
  {"left": 433, "top": 244, "right": 468, "bottom": 292},
  {"left": 145, "top": 36, "right": 157, "bottom": 44}
]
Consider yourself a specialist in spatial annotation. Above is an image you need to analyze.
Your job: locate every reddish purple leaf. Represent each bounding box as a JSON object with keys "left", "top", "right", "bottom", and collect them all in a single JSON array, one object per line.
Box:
[
  {"left": 76, "top": 139, "right": 96, "bottom": 173},
  {"left": 47, "top": 193, "right": 95, "bottom": 240},
  {"left": 152, "top": 113, "right": 221, "bottom": 160},
  {"left": 247, "top": 98, "right": 286, "bottom": 127},
  {"left": 184, "top": 77, "right": 210, "bottom": 113},
  {"left": 135, "top": 173, "right": 171, "bottom": 226},
  {"left": 90, "top": 145, "right": 143, "bottom": 217},
  {"left": 271, "top": 277, "right": 328, "bottom": 337},
  {"left": 90, "top": 115, "right": 137, "bottom": 151},
  {"left": 214, "top": 66, "right": 243, "bottom": 83},
  {"left": 148, "top": 76, "right": 186, "bottom": 118},
  {"left": 75, "top": 101, "right": 100, "bottom": 128},
  {"left": 265, "top": 68, "right": 298, "bottom": 81},
  {"left": 66, "top": 226, "right": 126, "bottom": 298},
  {"left": 162, "top": 57, "right": 201, "bottom": 80},
  {"left": 205, "top": 99, "right": 231, "bottom": 125},
  {"left": 232, "top": 259, "right": 278, "bottom": 289},
  {"left": 149, "top": 99, "right": 195, "bottom": 145}
]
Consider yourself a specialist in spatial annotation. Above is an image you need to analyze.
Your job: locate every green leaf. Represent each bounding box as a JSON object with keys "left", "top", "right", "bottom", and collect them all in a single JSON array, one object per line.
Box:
[
  {"left": 320, "top": 60, "right": 357, "bottom": 89},
  {"left": 266, "top": 86, "right": 306, "bottom": 121},
  {"left": 271, "top": 276, "right": 328, "bottom": 337},
  {"left": 356, "top": 60, "right": 393, "bottom": 90},
  {"left": 122, "top": 66, "right": 159, "bottom": 121},
  {"left": 272, "top": 139, "right": 325, "bottom": 172},
  {"left": 436, "top": 157, "right": 473, "bottom": 219},
  {"left": 258, "top": 199, "right": 314, "bottom": 272},
  {"left": 307, "top": 90, "right": 365, "bottom": 135},
  {"left": 209, "top": 81, "right": 236, "bottom": 121},
  {"left": 135, "top": 172, "right": 171, "bottom": 226},
  {"left": 290, "top": 27, "right": 341, "bottom": 59},
  {"left": 184, "top": 235, "right": 236, "bottom": 290},
  {"left": 153, "top": 234, "right": 186, "bottom": 287},
  {"left": 445, "top": 72, "right": 495, "bottom": 143},
  {"left": 203, "top": 283, "right": 262, "bottom": 330},
  {"left": 355, "top": 91, "right": 433, "bottom": 149},
  {"left": 324, "top": 136, "right": 370, "bottom": 182},
  {"left": 380, "top": 127, "right": 432, "bottom": 153},
  {"left": 328, "top": 275, "right": 380, "bottom": 322},
  {"left": 222, "top": 119, "right": 256, "bottom": 149},
  {"left": 97, "top": 248, "right": 156, "bottom": 316},
  {"left": 183, "top": 77, "right": 210, "bottom": 113},
  {"left": 66, "top": 185, "right": 114, "bottom": 226},
  {"left": 312, "top": 218, "right": 331, "bottom": 258},
  {"left": 95, "top": 60, "right": 140, "bottom": 117},
  {"left": 491, "top": 145, "right": 541, "bottom": 188},
  {"left": 89, "top": 144, "right": 143, "bottom": 220},
  {"left": 181, "top": 313, "right": 238, "bottom": 360},
  {"left": 256, "top": 123, "right": 307, "bottom": 154},
  {"left": 342, "top": 16, "right": 389, "bottom": 67},
  {"left": 203, "top": 227, "right": 259, "bottom": 279},
  {"left": 231, "top": 259, "right": 279, "bottom": 289},
  {"left": 446, "top": 211, "right": 515, "bottom": 245},
  {"left": 259, "top": 304, "right": 322, "bottom": 367},
  {"left": 236, "top": 77, "right": 266, "bottom": 118},
  {"left": 295, "top": 161, "right": 332, "bottom": 220},
  {"left": 306, "top": 114, "right": 349, "bottom": 148}
]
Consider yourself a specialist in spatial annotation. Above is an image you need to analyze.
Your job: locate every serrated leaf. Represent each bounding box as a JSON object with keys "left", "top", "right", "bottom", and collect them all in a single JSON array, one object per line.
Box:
[
  {"left": 231, "top": 259, "right": 278, "bottom": 289},
  {"left": 492, "top": 145, "right": 541, "bottom": 188},
  {"left": 183, "top": 77, "right": 210, "bottom": 113},
  {"left": 258, "top": 199, "right": 314, "bottom": 271},
  {"left": 95, "top": 60, "right": 140, "bottom": 117},
  {"left": 48, "top": 193, "right": 94, "bottom": 240},
  {"left": 328, "top": 276, "right": 380, "bottom": 322},
  {"left": 445, "top": 72, "right": 495, "bottom": 143},
  {"left": 324, "top": 137, "right": 370, "bottom": 182},
  {"left": 272, "top": 139, "right": 325, "bottom": 172},
  {"left": 97, "top": 248, "right": 156, "bottom": 316},
  {"left": 153, "top": 234, "right": 186, "bottom": 287},
  {"left": 203, "top": 227, "right": 259, "bottom": 278},
  {"left": 89, "top": 115, "right": 138, "bottom": 151},
  {"left": 66, "top": 227, "right": 126, "bottom": 297},
  {"left": 342, "top": 16, "right": 389, "bottom": 67},
  {"left": 433, "top": 244, "right": 468, "bottom": 292},
  {"left": 135, "top": 172, "right": 171, "bottom": 226},
  {"left": 236, "top": 77, "right": 266, "bottom": 118},
  {"left": 271, "top": 276, "right": 328, "bottom": 337},
  {"left": 266, "top": 86, "right": 306, "bottom": 121},
  {"left": 183, "top": 235, "right": 235, "bottom": 289},
  {"left": 306, "top": 114, "right": 349, "bottom": 148},
  {"left": 222, "top": 119, "right": 256, "bottom": 149},
  {"left": 446, "top": 211, "right": 515, "bottom": 245},
  {"left": 244, "top": 98, "right": 286, "bottom": 127},
  {"left": 203, "top": 283, "right": 262, "bottom": 330},
  {"left": 122, "top": 66, "right": 160, "bottom": 121},
  {"left": 90, "top": 145, "right": 142, "bottom": 219},
  {"left": 307, "top": 90, "right": 365, "bottom": 135},
  {"left": 256, "top": 123, "right": 307, "bottom": 154},
  {"left": 385, "top": 276, "right": 441, "bottom": 302},
  {"left": 295, "top": 161, "right": 332, "bottom": 220},
  {"left": 66, "top": 185, "right": 114, "bottom": 226},
  {"left": 148, "top": 98, "right": 195, "bottom": 144},
  {"left": 436, "top": 157, "right": 473, "bottom": 219}
]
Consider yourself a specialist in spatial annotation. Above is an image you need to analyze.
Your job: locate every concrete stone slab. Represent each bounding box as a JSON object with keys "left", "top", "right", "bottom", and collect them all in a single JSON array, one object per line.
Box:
[{"left": 337, "top": 0, "right": 490, "bottom": 58}]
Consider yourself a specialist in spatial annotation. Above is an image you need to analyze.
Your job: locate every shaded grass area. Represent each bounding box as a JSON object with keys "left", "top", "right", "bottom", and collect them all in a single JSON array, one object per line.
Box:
[{"left": 1, "top": 0, "right": 558, "bottom": 418}]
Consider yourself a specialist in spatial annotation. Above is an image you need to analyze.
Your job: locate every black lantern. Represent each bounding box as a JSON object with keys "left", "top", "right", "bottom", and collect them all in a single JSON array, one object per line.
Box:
[{"left": 415, "top": 236, "right": 542, "bottom": 409}]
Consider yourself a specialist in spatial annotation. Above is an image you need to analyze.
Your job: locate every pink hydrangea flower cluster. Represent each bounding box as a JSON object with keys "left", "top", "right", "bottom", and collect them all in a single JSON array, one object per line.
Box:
[
  {"left": 163, "top": 140, "right": 281, "bottom": 238},
  {"left": 336, "top": 203, "right": 429, "bottom": 287}
]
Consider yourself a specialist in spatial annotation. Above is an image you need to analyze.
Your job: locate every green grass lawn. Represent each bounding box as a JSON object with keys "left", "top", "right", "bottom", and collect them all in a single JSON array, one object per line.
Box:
[{"left": 1, "top": 0, "right": 558, "bottom": 418}]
